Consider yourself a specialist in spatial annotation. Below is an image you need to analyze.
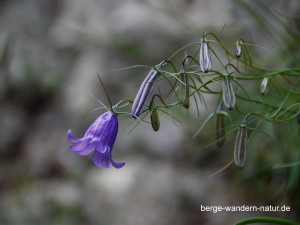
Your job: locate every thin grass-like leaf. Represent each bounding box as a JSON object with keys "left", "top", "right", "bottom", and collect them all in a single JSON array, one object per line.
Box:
[
  {"left": 234, "top": 216, "right": 300, "bottom": 225},
  {"left": 215, "top": 104, "right": 226, "bottom": 147}
]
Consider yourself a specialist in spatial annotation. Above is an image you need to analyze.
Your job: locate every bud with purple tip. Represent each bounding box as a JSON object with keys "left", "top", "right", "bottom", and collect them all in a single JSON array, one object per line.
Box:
[
  {"left": 222, "top": 72, "right": 236, "bottom": 110},
  {"left": 260, "top": 77, "right": 269, "bottom": 95},
  {"left": 199, "top": 37, "right": 212, "bottom": 73},
  {"left": 235, "top": 39, "right": 244, "bottom": 58},
  {"left": 131, "top": 62, "right": 164, "bottom": 117}
]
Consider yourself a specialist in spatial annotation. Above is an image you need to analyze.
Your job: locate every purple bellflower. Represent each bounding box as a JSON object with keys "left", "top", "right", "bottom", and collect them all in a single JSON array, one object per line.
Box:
[
  {"left": 132, "top": 63, "right": 164, "bottom": 117},
  {"left": 67, "top": 111, "right": 125, "bottom": 169}
]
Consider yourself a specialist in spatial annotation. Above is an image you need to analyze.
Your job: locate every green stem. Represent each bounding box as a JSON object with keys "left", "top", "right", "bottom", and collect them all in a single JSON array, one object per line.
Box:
[
  {"left": 208, "top": 32, "right": 300, "bottom": 72},
  {"left": 234, "top": 217, "right": 300, "bottom": 225}
]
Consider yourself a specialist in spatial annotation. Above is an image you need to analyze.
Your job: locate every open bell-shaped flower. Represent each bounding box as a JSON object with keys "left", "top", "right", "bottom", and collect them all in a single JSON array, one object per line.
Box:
[{"left": 67, "top": 111, "right": 125, "bottom": 169}]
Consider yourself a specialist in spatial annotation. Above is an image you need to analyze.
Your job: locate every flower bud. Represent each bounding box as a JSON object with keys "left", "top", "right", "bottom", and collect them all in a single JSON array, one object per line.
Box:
[
  {"left": 179, "top": 72, "right": 189, "bottom": 108},
  {"left": 132, "top": 63, "right": 163, "bottom": 117},
  {"left": 222, "top": 73, "right": 236, "bottom": 110},
  {"left": 199, "top": 38, "right": 212, "bottom": 73},
  {"left": 260, "top": 77, "right": 269, "bottom": 95},
  {"left": 235, "top": 39, "right": 244, "bottom": 58},
  {"left": 150, "top": 101, "right": 160, "bottom": 132},
  {"left": 215, "top": 105, "right": 226, "bottom": 147},
  {"left": 234, "top": 117, "right": 248, "bottom": 168}
]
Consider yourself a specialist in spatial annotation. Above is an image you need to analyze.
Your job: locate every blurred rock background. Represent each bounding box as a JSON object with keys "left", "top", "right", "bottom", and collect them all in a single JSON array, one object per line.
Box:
[{"left": 0, "top": 0, "right": 300, "bottom": 224}]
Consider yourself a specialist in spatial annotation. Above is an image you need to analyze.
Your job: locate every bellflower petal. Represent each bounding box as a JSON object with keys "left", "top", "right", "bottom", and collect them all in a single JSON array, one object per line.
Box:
[
  {"left": 67, "top": 111, "right": 125, "bottom": 169},
  {"left": 111, "top": 158, "right": 126, "bottom": 169},
  {"left": 69, "top": 138, "right": 94, "bottom": 156},
  {"left": 92, "top": 147, "right": 111, "bottom": 168},
  {"left": 92, "top": 146, "right": 126, "bottom": 169},
  {"left": 66, "top": 129, "right": 79, "bottom": 142}
]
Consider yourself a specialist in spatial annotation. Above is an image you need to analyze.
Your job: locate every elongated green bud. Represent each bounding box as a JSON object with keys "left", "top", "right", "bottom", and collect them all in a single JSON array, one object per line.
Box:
[
  {"left": 297, "top": 112, "right": 300, "bottom": 124},
  {"left": 179, "top": 72, "right": 189, "bottom": 108},
  {"left": 150, "top": 101, "right": 160, "bottom": 131},
  {"left": 260, "top": 77, "right": 268, "bottom": 95},
  {"left": 215, "top": 105, "right": 226, "bottom": 147},
  {"left": 234, "top": 117, "right": 248, "bottom": 168},
  {"left": 222, "top": 73, "right": 236, "bottom": 110}
]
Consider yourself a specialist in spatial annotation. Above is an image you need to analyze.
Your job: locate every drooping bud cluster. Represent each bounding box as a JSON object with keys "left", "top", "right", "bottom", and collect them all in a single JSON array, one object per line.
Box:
[{"left": 66, "top": 31, "right": 299, "bottom": 173}]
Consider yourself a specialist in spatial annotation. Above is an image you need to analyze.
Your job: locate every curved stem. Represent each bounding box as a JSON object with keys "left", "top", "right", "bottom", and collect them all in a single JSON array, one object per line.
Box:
[{"left": 234, "top": 217, "right": 300, "bottom": 225}]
